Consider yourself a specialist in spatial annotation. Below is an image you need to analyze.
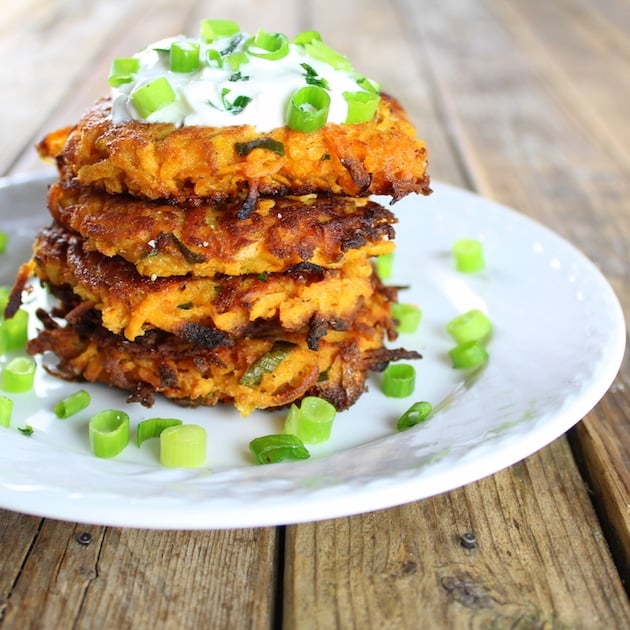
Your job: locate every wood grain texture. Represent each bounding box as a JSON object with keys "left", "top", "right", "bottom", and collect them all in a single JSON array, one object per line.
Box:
[
  {"left": 284, "top": 440, "right": 630, "bottom": 628},
  {"left": 0, "top": 0, "right": 629, "bottom": 627}
]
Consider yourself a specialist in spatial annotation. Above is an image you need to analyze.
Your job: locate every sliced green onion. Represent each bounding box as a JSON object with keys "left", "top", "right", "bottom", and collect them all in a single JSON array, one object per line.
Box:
[
  {"left": 206, "top": 48, "right": 223, "bottom": 68},
  {"left": 287, "top": 85, "right": 330, "bottom": 132},
  {"left": 245, "top": 29, "right": 289, "bottom": 60},
  {"left": 239, "top": 341, "right": 295, "bottom": 387},
  {"left": 170, "top": 40, "right": 200, "bottom": 73},
  {"left": 2, "top": 357, "right": 36, "bottom": 393},
  {"left": 0, "top": 231, "right": 8, "bottom": 254},
  {"left": 391, "top": 303, "right": 422, "bottom": 334},
  {"left": 137, "top": 417, "right": 183, "bottom": 446},
  {"left": 397, "top": 401, "right": 433, "bottom": 431},
  {"left": 131, "top": 77, "right": 176, "bottom": 118},
  {"left": 343, "top": 91, "right": 380, "bottom": 124},
  {"left": 160, "top": 424, "right": 206, "bottom": 468},
  {"left": 284, "top": 396, "right": 336, "bottom": 444},
  {"left": 1, "top": 308, "right": 29, "bottom": 352},
  {"left": 234, "top": 138, "right": 285, "bottom": 157},
  {"left": 54, "top": 389, "right": 91, "bottom": 419},
  {"left": 18, "top": 425, "right": 33, "bottom": 437},
  {"left": 0, "top": 395, "right": 13, "bottom": 427},
  {"left": 354, "top": 74, "right": 381, "bottom": 94},
  {"left": 226, "top": 51, "right": 249, "bottom": 72},
  {"left": 448, "top": 340, "right": 489, "bottom": 369},
  {"left": 453, "top": 238, "right": 485, "bottom": 272},
  {"left": 108, "top": 57, "right": 140, "bottom": 87},
  {"left": 374, "top": 252, "right": 394, "bottom": 280},
  {"left": 382, "top": 364, "right": 416, "bottom": 398},
  {"left": 446, "top": 309, "right": 492, "bottom": 344},
  {"left": 304, "top": 39, "right": 352, "bottom": 71},
  {"left": 249, "top": 434, "right": 310, "bottom": 465},
  {"left": 200, "top": 19, "right": 240, "bottom": 43},
  {"left": 88, "top": 409, "right": 130, "bottom": 458},
  {"left": 293, "top": 30, "right": 322, "bottom": 46}
]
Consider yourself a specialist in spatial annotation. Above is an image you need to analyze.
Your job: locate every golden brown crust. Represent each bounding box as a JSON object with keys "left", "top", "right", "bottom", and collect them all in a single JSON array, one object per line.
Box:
[
  {"left": 40, "top": 95, "right": 430, "bottom": 203},
  {"left": 47, "top": 181, "right": 396, "bottom": 277},
  {"left": 27, "top": 286, "right": 419, "bottom": 416},
  {"left": 31, "top": 223, "right": 379, "bottom": 341}
]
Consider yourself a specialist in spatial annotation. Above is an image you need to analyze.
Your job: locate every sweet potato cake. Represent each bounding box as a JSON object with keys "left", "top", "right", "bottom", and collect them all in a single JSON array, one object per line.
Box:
[
  {"left": 47, "top": 181, "right": 396, "bottom": 277},
  {"left": 7, "top": 22, "right": 429, "bottom": 417},
  {"left": 28, "top": 222, "right": 379, "bottom": 342},
  {"left": 29, "top": 285, "right": 420, "bottom": 416},
  {"left": 39, "top": 94, "right": 430, "bottom": 204}
]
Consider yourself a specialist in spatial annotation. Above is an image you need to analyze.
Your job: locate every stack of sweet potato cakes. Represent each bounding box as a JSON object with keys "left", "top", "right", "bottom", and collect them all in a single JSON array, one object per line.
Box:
[{"left": 7, "top": 24, "right": 430, "bottom": 415}]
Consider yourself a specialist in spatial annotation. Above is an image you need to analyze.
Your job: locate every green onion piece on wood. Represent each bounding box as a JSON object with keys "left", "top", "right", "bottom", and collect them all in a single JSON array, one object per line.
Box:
[
  {"left": 448, "top": 340, "right": 489, "bottom": 369},
  {"left": 284, "top": 396, "right": 336, "bottom": 444},
  {"left": 382, "top": 364, "right": 416, "bottom": 398},
  {"left": 287, "top": 85, "right": 331, "bottom": 133},
  {"left": 446, "top": 309, "right": 492, "bottom": 344},
  {"left": 160, "top": 424, "right": 206, "bottom": 468},
  {"left": 397, "top": 401, "right": 433, "bottom": 431},
  {"left": 54, "top": 389, "right": 91, "bottom": 419},
  {"left": 0, "top": 395, "right": 13, "bottom": 427},
  {"left": 89, "top": 409, "right": 130, "bottom": 458},
  {"left": 452, "top": 238, "right": 485, "bottom": 272},
  {"left": 2, "top": 357, "right": 36, "bottom": 393},
  {"left": 170, "top": 40, "right": 200, "bottom": 73},
  {"left": 343, "top": 91, "right": 380, "bottom": 124},
  {"left": 137, "top": 417, "right": 183, "bottom": 446},
  {"left": 131, "top": 77, "right": 176, "bottom": 118},
  {"left": 249, "top": 434, "right": 310, "bottom": 465},
  {"left": 391, "top": 303, "right": 422, "bottom": 334}
]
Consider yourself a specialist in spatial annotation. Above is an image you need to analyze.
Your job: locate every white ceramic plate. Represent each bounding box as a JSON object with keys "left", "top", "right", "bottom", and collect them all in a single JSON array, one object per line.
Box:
[{"left": 0, "top": 173, "right": 625, "bottom": 529}]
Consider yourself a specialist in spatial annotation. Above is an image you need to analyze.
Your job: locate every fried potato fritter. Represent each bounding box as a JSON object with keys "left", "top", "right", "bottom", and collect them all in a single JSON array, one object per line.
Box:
[
  {"left": 40, "top": 95, "right": 431, "bottom": 203},
  {"left": 29, "top": 287, "right": 420, "bottom": 416},
  {"left": 30, "top": 223, "right": 379, "bottom": 342},
  {"left": 47, "top": 182, "right": 396, "bottom": 277}
]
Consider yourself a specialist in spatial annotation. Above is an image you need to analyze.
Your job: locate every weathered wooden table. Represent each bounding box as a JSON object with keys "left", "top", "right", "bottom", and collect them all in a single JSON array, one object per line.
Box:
[{"left": 0, "top": 1, "right": 628, "bottom": 627}]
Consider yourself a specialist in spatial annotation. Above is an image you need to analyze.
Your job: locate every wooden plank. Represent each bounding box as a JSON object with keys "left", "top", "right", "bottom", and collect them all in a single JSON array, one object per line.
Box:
[
  {"left": 284, "top": 439, "right": 630, "bottom": 628},
  {"left": 397, "top": 0, "right": 630, "bottom": 584},
  {"left": 1, "top": 519, "right": 278, "bottom": 629}
]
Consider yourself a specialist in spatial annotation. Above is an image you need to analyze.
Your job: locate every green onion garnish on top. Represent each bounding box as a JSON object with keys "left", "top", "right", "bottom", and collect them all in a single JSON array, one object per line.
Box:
[
  {"left": 200, "top": 19, "right": 240, "bottom": 43},
  {"left": 2, "top": 356, "right": 36, "bottom": 393},
  {"left": 88, "top": 409, "right": 130, "bottom": 458},
  {"left": 0, "top": 231, "right": 8, "bottom": 254},
  {"left": 249, "top": 433, "right": 310, "bottom": 465},
  {"left": 131, "top": 77, "right": 176, "bottom": 118},
  {"left": 245, "top": 29, "right": 290, "bottom": 60},
  {"left": 446, "top": 309, "right": 492, "bottom": 344},
  {"left": 304, "top": 39, "right": 352, "bottom": 71},
  {"left": 160, "top": 424, "right": 207, "bottom": 468},
  {"left": 170, "top": 40, "right": 201, "bottom": 73},
  {"left": 108, "top": 57, "right": 140, "bottom": 87},
  {"left": 343, "top": 90, "right": 380, "bottom": 124},
  {"left": 0, "top": 307, "right": 29, "bottom": 353},
  {"left": 452, "top": 238, "right": 485, "bottom": 272},
  {"left": 54, "top": 389, "right": 91, "bottom": 419},
  {"left": 397, "top": 401, "right": 433, "bottom": 431},
  {"left": 284, "top": 396, "right": 336, "bottom": 444},
  {"left": 293, "top": 30, "right": 323, "bottom": 46},
  {"left": 287, "top": 85, "right": 331, "bottom": 132},
  {"left": 382, "top": 363, "right": 416, "bottom": 398}
]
